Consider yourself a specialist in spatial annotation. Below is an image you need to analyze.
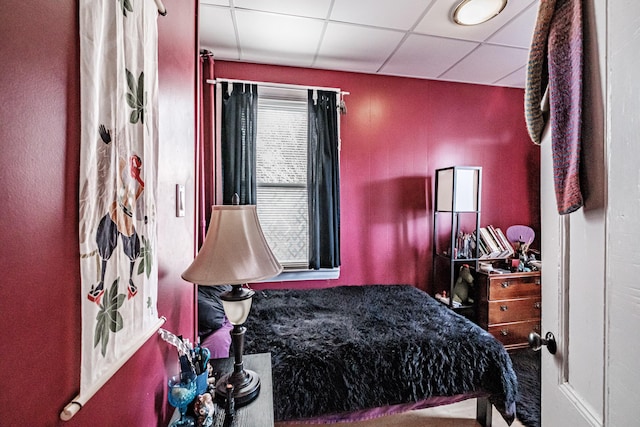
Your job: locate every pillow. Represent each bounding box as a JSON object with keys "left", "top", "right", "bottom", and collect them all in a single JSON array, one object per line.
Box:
[
  {"left": 200, "top": 318, "right": 232, "bottom": 359},
  {"left": 198, "top": 285, "right": 232, "bottom": 338}
]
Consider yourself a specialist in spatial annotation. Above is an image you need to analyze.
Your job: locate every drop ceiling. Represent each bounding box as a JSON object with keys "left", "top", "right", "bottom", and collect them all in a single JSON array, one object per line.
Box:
[{"left": 199, "top": 0, "right": 539, "bottom": 89}]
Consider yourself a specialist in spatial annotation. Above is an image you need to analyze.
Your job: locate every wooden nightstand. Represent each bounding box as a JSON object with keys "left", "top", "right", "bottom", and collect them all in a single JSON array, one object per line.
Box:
[
  {"left": 209, "top": 352, "right": 274, "bottom": 426},
  {"left": 475, "top": 270, "right": 541, "bottom": 350}
]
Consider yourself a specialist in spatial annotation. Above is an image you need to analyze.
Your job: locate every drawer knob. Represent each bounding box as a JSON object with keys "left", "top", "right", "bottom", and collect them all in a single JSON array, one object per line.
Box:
[
  {"left": 534, "top": 302, "right": 541, "bottom": 309},
  {"left": 535, "top": 279, "right": 541, "bottom": 285},
  {"left": 500, "top": 305, "right": 508, "bottom": 311},
  {"left": 500, "top": 329, "right": 509, "bottom": 336},
  {"left": 501, "top": 281, "right": 510, "bottom": 288}
]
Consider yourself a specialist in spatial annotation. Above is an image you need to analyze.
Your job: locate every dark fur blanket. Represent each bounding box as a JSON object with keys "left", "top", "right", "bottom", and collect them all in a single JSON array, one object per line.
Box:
[{"left": 243, "top": 285, "right": 517, "bottom": 423}]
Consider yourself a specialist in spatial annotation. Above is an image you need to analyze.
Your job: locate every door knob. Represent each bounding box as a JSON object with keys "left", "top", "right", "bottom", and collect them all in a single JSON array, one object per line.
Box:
[{"left": 528, "top": 331, "right": 557, "bottom": 354}]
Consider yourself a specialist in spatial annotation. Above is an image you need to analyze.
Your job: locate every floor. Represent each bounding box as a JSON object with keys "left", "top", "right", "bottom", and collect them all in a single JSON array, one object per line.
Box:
[{"left": 275, "top": 399, "right": 526, "bottom": 427}]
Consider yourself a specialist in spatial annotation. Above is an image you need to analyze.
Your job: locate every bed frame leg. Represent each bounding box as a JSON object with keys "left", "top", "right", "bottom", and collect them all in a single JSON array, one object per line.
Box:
[{"left": 476, "top": 397, "right": 492, "bottom": 427}]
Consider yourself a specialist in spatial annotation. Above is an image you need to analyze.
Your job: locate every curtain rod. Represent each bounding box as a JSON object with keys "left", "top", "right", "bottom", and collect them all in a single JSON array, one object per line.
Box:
[{"left": 207, "top": 78, "right": 350, "bottom": 96}]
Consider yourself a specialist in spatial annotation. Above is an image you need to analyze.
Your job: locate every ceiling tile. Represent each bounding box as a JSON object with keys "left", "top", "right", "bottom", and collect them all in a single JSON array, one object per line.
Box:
[
  {"left": 380, "top": 33, "right": 479, "bottom": 79},
  {"left": 315, "top": 23, "right": 405, "bottom": 73},
  {"left": 200, "top": 6, "right": 239, "bottom": 60},
  {"left": 330, "top": 0, "right": 431, "bottom": 30},
  {"left": 201, "top": 0, "right": 229, "bottom": 5},
  {"left": 494, "top": 67, "right": 527, "bottom": 88},
  {"left": 234, "top": 10, "right": 324, "bottom": 67},
  {"left": 414, "top": 0, "right": 536, "bottom": 43},
  {"left": 440, "top": 44, "right": 529, "bottom": 85},
  {"left": 487, "top": 2, "right": 538, "bottom": 48},
  {"left": 198, "top": 0, "right": 536, "bottom": 88},
  {"left": 233, "top": 0, "right": 332, "bottom": 19}
]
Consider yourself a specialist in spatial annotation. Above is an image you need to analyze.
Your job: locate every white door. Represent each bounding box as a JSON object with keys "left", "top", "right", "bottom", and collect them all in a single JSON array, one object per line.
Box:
[
  {"left": 537, "top": 0, "right": 606, "bottom": 425},
  {"left": 539, "top": 130, "right": 605, "bottom": 426},
  {"left": 602, "top": 1, "right": 640, "bottom": 426}
]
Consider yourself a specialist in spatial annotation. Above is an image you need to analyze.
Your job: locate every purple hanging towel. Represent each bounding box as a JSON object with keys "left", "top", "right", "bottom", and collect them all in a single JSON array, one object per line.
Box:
[{"left": 525, "top": 0, "right": 584, "bottom": 215}]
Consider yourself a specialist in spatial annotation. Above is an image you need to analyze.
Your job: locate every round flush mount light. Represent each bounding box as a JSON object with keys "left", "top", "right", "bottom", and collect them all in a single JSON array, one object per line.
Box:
[{"left": 453, "top": 0, "right": 508, "bottom": 26}]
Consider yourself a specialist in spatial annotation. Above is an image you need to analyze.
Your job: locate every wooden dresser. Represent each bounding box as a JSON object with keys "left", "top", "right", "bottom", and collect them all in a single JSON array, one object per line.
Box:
[{"left": 475, "top": 270, "right": 541, "bottom": 350}]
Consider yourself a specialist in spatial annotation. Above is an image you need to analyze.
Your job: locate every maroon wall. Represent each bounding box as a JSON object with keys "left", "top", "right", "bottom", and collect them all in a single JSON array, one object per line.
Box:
[
  {"left": 214, "top": 61, "right": 540, "bottom": 292},
  {"left": 0, "top": 1, "right": 198, "bottom": 425},
  {"left": 0, "top": 0, "right": 539, "bottom": 422}
]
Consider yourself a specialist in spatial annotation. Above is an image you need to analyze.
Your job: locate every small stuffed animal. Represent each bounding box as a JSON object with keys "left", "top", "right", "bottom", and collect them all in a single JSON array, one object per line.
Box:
[
  {"left": 194, "top": 392, "right": 215, "bottom": 427},
  {"left": 453, "top": 264, "right": 474, "bottom": 305}
]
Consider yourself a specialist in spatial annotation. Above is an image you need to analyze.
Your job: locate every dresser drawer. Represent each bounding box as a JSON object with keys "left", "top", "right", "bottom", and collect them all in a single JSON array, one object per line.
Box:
[
  {"left": 488, "top": 274, "right": 541, "bottom": 300},
  {"left": 488, "top": 298, "right": 541, "bottom": 324},
  {"left": 488, "top": 320, "right": 540, "bottom": 348}
]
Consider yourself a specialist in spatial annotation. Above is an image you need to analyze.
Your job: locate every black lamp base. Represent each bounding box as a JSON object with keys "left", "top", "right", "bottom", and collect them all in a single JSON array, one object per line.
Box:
[{"left": 215, "top": 368, "right": 261, "bottom": 407}]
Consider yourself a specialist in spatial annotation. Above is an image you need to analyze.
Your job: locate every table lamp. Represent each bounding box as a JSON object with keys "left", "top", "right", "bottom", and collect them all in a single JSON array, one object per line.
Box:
[{"left": 182, "top": 203, "right": 282, "bottom": 406}]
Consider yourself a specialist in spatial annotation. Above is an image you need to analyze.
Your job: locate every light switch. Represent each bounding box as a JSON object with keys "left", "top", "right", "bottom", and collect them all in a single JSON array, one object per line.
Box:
[{"left": 176, "top": 184, "right": 185, "bottom": 217}]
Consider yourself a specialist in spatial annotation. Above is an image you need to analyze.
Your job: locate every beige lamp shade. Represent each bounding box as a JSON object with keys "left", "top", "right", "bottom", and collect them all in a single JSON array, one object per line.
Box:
[{"left": 182, "top": 205, "right": 283, "bottom": 286}]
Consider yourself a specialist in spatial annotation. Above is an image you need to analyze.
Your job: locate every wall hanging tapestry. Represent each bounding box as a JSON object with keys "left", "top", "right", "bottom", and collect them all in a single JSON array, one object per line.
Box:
[{"left": 62, "top": 0, "right": 165, "bottom": 420}]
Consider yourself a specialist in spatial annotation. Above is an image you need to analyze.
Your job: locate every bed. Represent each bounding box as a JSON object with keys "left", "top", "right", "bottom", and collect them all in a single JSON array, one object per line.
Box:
[{"left": 238, "top": 284, "right": 517, "bottom": 426}]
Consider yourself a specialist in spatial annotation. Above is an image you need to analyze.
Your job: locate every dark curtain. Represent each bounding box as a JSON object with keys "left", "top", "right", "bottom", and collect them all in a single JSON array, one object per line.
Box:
[
  {"left": 198, "top": 51, "right": 216, "bottom": 248},
  {"left": 308, "top": 90, "right": 341, "bottom": 269},
  {"left": 221, "top": 82, "right": 258, "bottom": 205}
]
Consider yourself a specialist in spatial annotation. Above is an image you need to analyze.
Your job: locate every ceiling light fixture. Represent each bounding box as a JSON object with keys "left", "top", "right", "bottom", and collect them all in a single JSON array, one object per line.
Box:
[{"left": 453, "top": 0, "right": 508, "bottom": 26}]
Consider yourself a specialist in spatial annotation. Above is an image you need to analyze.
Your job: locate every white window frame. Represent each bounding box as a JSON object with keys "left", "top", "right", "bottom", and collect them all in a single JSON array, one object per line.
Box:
[{"left": 213, "top": 79, "right": 344, "bottom": 282}]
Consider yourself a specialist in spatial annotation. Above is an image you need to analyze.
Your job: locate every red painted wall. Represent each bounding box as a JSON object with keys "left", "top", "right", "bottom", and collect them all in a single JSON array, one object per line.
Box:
[
  {"left": 214, "top": 61, "right": 540, "bottom": 292},
  {"left": 0, "top": 0, "right": 539, "bottom": 421},
  {"left": 0, "top": 1, "right": 197, "bottom": 425}
]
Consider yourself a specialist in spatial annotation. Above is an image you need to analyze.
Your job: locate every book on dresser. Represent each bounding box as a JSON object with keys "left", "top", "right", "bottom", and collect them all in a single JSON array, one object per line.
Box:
[
  {"left": 474, "top": 226, "right": 514, "bottom": 259},
  {"left": 487, "top": 225, "right": 514, "bottom": 258}
]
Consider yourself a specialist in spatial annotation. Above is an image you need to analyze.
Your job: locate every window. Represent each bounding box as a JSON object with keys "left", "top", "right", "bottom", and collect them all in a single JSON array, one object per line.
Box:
[
  {"left": 216, "top": 81, "right": 341, "bottom": 281},
  {"left": 255, "top": 87, "right": 309, "bottom": 269}
]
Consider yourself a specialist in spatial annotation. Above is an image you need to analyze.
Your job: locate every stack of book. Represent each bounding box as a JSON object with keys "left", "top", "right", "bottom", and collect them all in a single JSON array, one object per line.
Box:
[{"left": 473, "top": 225, "right": 515, "bottom": 259}]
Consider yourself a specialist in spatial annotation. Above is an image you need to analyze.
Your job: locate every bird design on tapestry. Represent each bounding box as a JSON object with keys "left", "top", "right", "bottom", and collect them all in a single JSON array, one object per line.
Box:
[{"left": 80, "top": 124, "right": 147, "bottom": 305}]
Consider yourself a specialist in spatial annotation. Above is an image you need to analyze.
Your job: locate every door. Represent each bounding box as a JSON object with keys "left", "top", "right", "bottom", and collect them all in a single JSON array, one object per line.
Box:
[
  {"left": 539, "top": 129, "right": 604, "bottom": 426},
  {"left": 537, "top": 0, "right": 606, "bottom": 425}
]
